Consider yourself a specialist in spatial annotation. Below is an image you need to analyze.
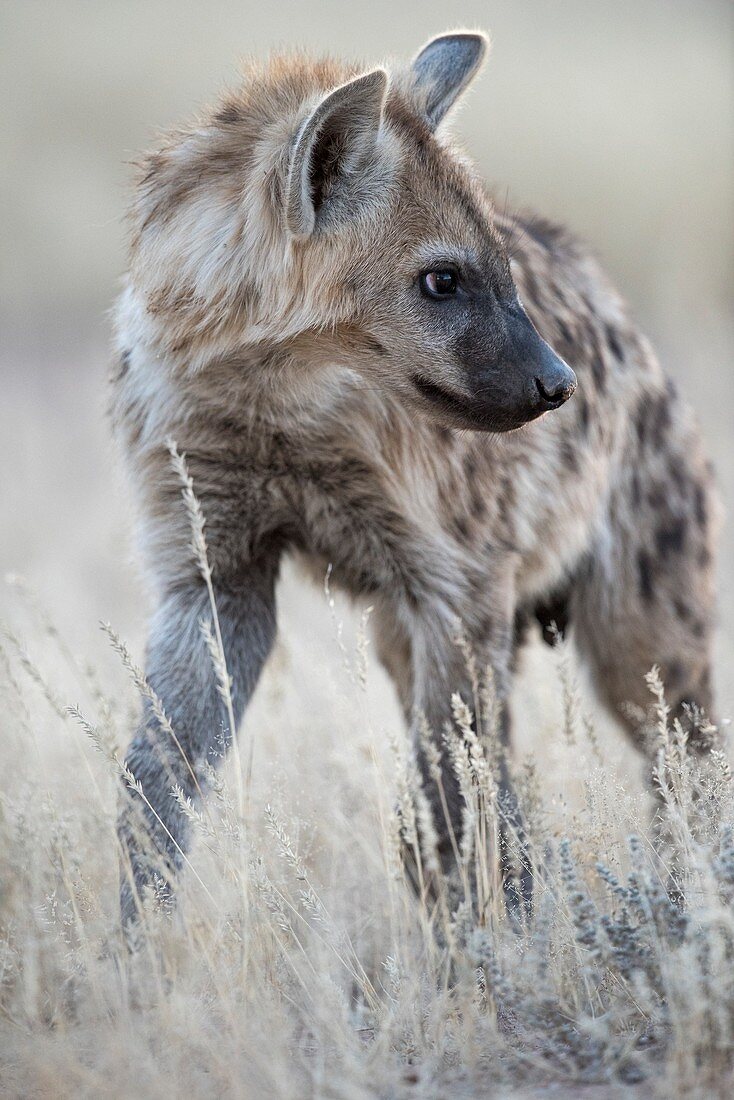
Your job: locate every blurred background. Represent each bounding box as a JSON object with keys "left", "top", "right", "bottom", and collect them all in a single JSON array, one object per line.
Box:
[{"left": 1, "top": 1, "right": 733, "bottom": 744}]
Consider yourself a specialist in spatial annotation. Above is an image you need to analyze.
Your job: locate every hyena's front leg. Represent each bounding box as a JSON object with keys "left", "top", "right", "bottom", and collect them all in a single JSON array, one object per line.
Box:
[
  {"left": 118, "top": 564, "right": 277, "bottom": 932},
  {"left": 377, "top": 601, "right": 531, "bottom": 919}
]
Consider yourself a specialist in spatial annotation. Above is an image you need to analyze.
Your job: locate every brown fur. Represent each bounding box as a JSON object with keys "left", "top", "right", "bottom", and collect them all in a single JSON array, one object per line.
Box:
[{"left": 112, "top": 35, "right": 719, "bottom": 926}]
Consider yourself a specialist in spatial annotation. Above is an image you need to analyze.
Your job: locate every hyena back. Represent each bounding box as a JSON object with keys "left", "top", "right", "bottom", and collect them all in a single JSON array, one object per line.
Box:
[{"left": 112, "top": 33, "right": 718, "bottom": 927}]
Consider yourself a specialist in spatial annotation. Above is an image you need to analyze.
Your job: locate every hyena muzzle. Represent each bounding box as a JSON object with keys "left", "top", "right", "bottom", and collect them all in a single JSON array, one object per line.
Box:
[{"left": 112, "top": 32, "right": 719, "bottom": 930}]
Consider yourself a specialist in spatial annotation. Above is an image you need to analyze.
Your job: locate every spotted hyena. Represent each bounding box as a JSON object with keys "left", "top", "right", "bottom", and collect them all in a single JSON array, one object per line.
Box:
[{"left": 112, "top": 32, "right": 719, "bottom": 927}]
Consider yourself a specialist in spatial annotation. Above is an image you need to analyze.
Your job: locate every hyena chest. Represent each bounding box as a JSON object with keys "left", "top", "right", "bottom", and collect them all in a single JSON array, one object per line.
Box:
[
  {"left": 222, "top": 431, "right": 473, "bottom": 606},
  {"left": 266, "top": 459, "right": 458, "bottom": 602},
  {"left": 226, "top": 417, "right": 605, "bottom": 611}
]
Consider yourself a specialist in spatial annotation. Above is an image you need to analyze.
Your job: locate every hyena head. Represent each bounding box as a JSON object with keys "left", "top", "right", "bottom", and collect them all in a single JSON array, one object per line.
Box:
[{"left": 127, "top": 32, "right": 576, "bottom": 431}]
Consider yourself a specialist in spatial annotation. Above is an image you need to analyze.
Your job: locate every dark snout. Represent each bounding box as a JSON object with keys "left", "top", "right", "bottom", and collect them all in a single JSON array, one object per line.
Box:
[
  {"left": 465, "top": 303, "right": 577, "bottom": 431},
  {"left": 412, "top": 299, "right": 577, "bottom": 434},
  {"left": 533, "top": 338, "right": 577, "bottom": 411}
]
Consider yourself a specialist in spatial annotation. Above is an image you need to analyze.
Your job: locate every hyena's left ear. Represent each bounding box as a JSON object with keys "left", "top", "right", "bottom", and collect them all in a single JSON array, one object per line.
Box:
[
  {"left": 285, "top": 68, "right": 388, "bottom": 237},
  {"left": 411, "top": 31, "right": 489, "bottom": 130}
]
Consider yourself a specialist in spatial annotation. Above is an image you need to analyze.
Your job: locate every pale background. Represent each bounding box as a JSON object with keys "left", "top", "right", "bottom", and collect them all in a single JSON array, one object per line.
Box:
[{"left": 2, "top": 0, "right": 733, "bottom": 773}]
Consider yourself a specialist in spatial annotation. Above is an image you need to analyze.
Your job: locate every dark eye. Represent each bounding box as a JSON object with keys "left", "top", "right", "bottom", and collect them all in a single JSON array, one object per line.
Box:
[{"left": 420, "top": 269, "right": 458, "bottom": 299}]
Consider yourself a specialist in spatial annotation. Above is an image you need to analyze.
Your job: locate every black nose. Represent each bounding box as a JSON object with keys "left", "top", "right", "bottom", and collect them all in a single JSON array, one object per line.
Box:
[{"left": 535, "top": 371, "right": 577, "bottom": 409}]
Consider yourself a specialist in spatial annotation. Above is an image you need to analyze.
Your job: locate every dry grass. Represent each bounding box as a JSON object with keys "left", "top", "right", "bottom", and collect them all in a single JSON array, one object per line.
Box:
[{"left": 1, "top": 459, "right": 733, "bottom": 1100}]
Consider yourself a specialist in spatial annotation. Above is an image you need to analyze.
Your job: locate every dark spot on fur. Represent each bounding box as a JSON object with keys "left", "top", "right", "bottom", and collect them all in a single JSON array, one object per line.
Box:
[
  {"left": 353, "top": 569, "right": 380, "bottom": 594},
  {"left": 693, "top": 483, "right": 708, "bottom": 528},
  {"left": 673, "top": 598, "right": 691, "bottom": 622},
  {"left": 667, "top": 454, "right": 686, "bottom": 490},
  {"left": 577, "top": 392, "right": 590, "bottom": 436},
  {"left": 655, "top": 518, "right": 687, "bottom": 559},
  {"left": 635, "top": 402, "right": 647, "bottom": 445},
  {"left": 647, "top": 484, "right": 665, "bottom": 510},
  {"left": 634, "top": 392, "right": 673, "bottom": 450},
  {"left": 665, "top": 660, "right": 685, "bottom": 689},
  {"left": 556, "top": 318, "right": 572, "bottom": 345},
  {"left": 470, "top": 484, "right": 486, "bottom": 519},
  {"left": 583, "top": 323, "right": 604, "bottom": 382},
  {"left": 591, "top": 354, "right": 607, "bottom": 394},
  {"left": 691, "top": 619, "right": 706, "bottom": 639},
  {"left": 605, "top": 324, "right": 624, "bottom": 362},
  {"left": 637, "top": 549, "right": 654, "bottom": 602},
  {"left": 515, "top": 214, "right": 572, "bottom": 264},
  {"left": 117, "top": 348, "right": 131, "bottom": 379},
  {"left": 651, "top": 395, "right": 672, "bottom": 447},
  {"left": 497, "top": 476, "right": 516, "bottom": 528},
  {"left": 477, "top": 611, "right": 496, "bottom": 641},
  {"left": 561, "top": 439, "right": 579, "bottom": 472},
  {"left": 698, "top": 545, "right": 712, "bottom": 569},
  {"left": 464, "top": 454, "right": 477, "bottom": 480},
  {"left": 215, "top": 103, "right": 243, "bottom": 124},
  {"left": 518, "top": 215, "right": 566, "bottom": 252},
  {"left": 631, "top": 472, "right": 641, "bottom": 508},
  {"left": 453, "top": 515, "right": 470, "bottom": 540},
  {"left": 214, "top": 415, "right": 245, "bottom": 437},
  {"left": 522, "top": 222, "right": 549, "bottom": 251}
]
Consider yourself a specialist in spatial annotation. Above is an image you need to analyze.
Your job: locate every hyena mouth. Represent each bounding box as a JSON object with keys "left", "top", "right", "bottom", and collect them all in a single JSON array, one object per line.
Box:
[{"left": 411, "top": 374, "right": 471, "bottom": 417}]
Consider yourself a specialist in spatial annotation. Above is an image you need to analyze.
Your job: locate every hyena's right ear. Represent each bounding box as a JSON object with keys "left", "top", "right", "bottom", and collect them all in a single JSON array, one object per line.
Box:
[{"left": 285, "top": 68, "right": 388, "bottom": 238}]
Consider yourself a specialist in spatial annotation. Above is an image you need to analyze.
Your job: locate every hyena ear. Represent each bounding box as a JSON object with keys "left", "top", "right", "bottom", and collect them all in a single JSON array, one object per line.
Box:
[
  {"left": 411, "top": 31, "right": 489, "bottom": 130},
  {"left": 285, "top": 68, "right": 388, "bottom": 238}
]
